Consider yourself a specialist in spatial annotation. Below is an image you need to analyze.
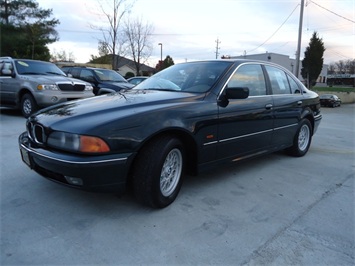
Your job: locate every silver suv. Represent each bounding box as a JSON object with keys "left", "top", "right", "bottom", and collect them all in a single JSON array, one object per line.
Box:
[{"left": 0, "top": 57, "right": 94, "bottom": 117}]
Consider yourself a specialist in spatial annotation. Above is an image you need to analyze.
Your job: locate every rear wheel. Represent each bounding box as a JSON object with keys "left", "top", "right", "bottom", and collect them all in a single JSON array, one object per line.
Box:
[
  {"left": 21, "top": 93, "right": 38, "bottom": 118},
  {"left": 132, "top": 136, "right": 185, "bottom": 208},
  {"left": 286, "top": 119, "right": 312, "bottom": 157}
]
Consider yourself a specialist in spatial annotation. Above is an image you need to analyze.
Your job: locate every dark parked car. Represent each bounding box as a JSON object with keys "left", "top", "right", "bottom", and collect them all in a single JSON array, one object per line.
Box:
[
  {"left": 127, "top": 76, "right": 148, "bottom": 85},
  {"left": 0, "top": 57, "right": 94, "bottom": 117},
  {"left": 19, "top": 60, "right": 322, "bottom": 208},
  {"left": 62, "top": 66, "right": 134, "bottom": 95},
  {"left": 320, "top": 94, "right": 341, "bottom": 107}
]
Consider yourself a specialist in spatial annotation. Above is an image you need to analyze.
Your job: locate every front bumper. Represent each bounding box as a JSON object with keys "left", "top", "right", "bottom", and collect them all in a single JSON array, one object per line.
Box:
[
  {"left": 19, "top": 132, "right": 134, "bottom": 193},
  {"left": 34, "top": 90, "right": 94, "bottom": 107},
  {"left": 313, "top": 113, "right": 322, "bottom": 134}
]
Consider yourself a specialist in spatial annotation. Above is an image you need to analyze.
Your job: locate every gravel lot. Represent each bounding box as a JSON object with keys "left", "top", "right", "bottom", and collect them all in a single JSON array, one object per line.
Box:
[{"left": 1, "top": 104, "right": 354, "bottom": 265}]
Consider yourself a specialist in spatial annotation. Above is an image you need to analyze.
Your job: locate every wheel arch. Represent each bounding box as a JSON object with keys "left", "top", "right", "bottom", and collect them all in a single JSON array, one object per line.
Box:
[
  {"left": 17, "top": 88, "right": 34, "bottom": 108},
  {"left": 129, "top": 129, "right": 198, "bottom": 178},
  {"left": 300, "top": 108, "right": 315, "bottom": 135}
]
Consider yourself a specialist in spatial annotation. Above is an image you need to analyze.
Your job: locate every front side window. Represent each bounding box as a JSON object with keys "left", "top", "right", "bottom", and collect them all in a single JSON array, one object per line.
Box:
[
  {"left": 80, "top": 69, "right": 95, "bottom": 81},
  {"left": 227, "top": 64, "right": 266, "bottom": 96},
  {"left": 265, "top": 66, "right": 291, "bottom": 95}
]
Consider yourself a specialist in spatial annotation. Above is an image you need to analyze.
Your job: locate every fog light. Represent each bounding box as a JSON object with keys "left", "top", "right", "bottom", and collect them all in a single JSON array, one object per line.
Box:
[
  {"left": 65, "top": 176, "right": 83, "bottom": 186},
  {"left": 51, "top": 96, "right": 58, "bottom": 102}
]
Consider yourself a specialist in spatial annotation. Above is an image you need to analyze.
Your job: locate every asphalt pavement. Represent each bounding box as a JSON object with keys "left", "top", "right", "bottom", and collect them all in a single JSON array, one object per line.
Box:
[{"left": 1, "top": 104, "right": 354, "bottom": 265}]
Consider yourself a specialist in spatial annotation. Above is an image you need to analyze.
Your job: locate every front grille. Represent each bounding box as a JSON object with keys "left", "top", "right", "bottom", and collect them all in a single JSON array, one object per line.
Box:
[
  {"left": 58, "top": 83, "right": 85, "bottom": 91},
  {"left": 27, "top": 121, "right": 47, "bottom": 144}
]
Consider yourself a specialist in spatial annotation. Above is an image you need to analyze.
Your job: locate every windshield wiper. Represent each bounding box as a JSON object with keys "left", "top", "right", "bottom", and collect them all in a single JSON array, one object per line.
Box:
[
  {"left": 145, "top": 88, "right": 180, "bottom": 92},
  {"left": 46, "top": 71, "right": 65, "bottom": 76},
  {"left": 20, "top": 72, "right": 42, "bottom": 75}
]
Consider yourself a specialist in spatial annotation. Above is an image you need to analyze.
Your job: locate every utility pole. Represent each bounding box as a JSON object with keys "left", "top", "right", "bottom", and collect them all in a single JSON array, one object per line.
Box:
[
  {"left": 295, "top": 0, "right": 305, "bottom": 78},
  {"left": 215, "top": 38, "right": 221, "bottom": 59}
]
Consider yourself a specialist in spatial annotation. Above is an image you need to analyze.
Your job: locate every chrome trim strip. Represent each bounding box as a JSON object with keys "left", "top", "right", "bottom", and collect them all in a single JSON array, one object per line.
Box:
[
  {"left": 203, "top": 123, "right": 298, "bottom": 146},
  {"left": 273, "top": 123, "right": 298, "bottom": 131},
  {"left": 203, "top": 141, "right": 218, "bottom": 146},
  {"left": 219, "top": 129, "right": 273, "bottom": 143},
  {"left": 20, "top": 143, "right": 127, "bottom": 165}
]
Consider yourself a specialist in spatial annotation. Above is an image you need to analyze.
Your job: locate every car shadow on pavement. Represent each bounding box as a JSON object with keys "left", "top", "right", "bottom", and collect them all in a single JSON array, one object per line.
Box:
[{"left": 0, "top": 108, "right": 22, "bottom": 117}]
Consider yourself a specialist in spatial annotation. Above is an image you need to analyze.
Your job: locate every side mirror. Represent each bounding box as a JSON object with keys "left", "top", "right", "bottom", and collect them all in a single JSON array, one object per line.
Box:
[
  {"left": 218, "top": 87, "right": 249, "bottom": 107},
  {"left": 225, "top": 87, "right": 249, "bottom": 99}
]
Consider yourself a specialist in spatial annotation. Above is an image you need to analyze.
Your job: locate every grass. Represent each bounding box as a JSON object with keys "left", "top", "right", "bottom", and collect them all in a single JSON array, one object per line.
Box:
[{"left": 313, "top": 86, "right": 355, "bottom": 93}]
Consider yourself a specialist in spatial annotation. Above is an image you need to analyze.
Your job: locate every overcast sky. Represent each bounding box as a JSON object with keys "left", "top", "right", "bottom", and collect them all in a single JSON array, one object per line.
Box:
[{"left": 37, "top": 0, "right": 354, "bottom": 66}]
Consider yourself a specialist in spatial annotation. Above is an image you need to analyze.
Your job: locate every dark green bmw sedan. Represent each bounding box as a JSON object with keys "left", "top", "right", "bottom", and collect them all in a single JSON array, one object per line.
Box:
[{"left": 19, "top": 59, "right": 322, "bottom": 208}]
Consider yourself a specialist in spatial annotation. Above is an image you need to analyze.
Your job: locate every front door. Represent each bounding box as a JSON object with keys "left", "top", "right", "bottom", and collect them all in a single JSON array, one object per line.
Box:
[{"left": 217, "top": 63, "right": 274, "bottom": 161}]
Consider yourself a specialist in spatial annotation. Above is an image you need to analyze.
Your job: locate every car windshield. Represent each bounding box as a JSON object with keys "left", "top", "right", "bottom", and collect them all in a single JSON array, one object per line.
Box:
[
  {"left": 94, "top": 69, "right": 127, "bottom": 82},
  {"left": 321, "top": 95, "right": 333, "bottom": 99},
  {"left": 134, "top": 61, "right": 232, "bottom": 93},
  {"left": 15, "top": 60, "right": 66, "bottom": 76}
]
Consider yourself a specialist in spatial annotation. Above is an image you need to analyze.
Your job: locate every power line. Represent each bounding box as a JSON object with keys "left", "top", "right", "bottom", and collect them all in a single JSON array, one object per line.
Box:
[
  {"left": 248, "top": 4, "right": 300, "bottom": 54},
  {"left": 309, "top": 0, "right": 355, "bottom": 24}
]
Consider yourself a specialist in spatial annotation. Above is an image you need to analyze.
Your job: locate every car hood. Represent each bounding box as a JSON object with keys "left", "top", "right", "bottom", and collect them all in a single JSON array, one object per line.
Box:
[
  {"left": 20, "top": 74, "right": 86, "bottom": 84},
  {"left": 32, "top": 89, "right": 203, "bottom": 132}
]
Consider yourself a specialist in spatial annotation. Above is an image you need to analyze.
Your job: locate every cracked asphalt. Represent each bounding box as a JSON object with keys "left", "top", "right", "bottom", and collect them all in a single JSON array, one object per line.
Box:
[{"left": 1, "top": 104, "right": 354, "bottom": 265}]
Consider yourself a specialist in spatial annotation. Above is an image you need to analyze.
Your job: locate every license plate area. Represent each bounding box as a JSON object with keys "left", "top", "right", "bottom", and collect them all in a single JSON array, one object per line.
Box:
[{"left": 20, "top": 147, "right": 32, "bottom": 168}]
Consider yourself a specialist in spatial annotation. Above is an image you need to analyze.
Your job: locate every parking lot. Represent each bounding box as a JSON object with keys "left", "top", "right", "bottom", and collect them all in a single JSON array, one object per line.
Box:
[{"left": 1, "top": 104, "right": 354, "bottom": 265}]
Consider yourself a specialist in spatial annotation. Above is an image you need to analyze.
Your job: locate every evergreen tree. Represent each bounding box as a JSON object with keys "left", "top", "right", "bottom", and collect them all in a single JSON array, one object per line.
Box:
[
  {"left": 0, "top": 0, "right": 59, "bottom": 60},
  {"left": 156, "top": 55, "right": 174, "bottom": 71},
  {"left": 301, "top": 31, "right": 326, "bottom": 88}
]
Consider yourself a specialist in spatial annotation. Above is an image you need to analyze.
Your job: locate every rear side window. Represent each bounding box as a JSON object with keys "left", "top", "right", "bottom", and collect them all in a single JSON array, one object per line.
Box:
[
  {"left": 287, "top": 75, "right": 301, "bottom": 94},
  {"left": 227, "top": 64, "right": 267, "bottom": 96},
  {"left": 265, "top": 66, "right": 291, "bottom": 95}
]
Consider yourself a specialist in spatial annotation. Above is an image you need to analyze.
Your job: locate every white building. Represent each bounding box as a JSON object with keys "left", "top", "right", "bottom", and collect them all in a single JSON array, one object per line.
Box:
[{"left": 226, "top": 52, "right": 328, "bottom": 84}]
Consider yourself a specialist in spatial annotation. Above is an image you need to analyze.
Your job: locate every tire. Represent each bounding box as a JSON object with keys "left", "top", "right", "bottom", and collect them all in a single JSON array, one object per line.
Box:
[
  {"left": 21, "top": 93, "right": 38, "bottom": 118},
  {"left": 132, "top": 136, "right": 185, "bottom": 208},
  {"left": 286, "top": 119, "right": 312, "bottom": 157}
]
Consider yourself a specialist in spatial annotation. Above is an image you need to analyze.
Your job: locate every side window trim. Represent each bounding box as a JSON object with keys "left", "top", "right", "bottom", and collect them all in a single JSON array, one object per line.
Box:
[
  {"left": 264, "top": 65, "right": 292, "bottom": 95},
  {"left": 225, "top": 63, "right": 267, "bottom": 97}
]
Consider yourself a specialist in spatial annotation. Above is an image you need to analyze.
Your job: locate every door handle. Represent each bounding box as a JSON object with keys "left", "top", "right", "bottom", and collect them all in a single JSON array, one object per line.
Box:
[
  {"left": 265, "top": 104, "right": 273, "bottom": 109},
  {"left": 297, "top": 101, "right": 302, "bottom": 106}
]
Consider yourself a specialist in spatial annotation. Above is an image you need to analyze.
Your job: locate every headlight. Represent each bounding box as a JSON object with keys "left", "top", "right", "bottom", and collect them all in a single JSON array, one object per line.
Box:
[
  {"left": 37, "top": 84, "right": 59, "bottom": 90},
  {"left": 85, "top": 84, "right": 93, "bottom": 91},
  {"left": 47, "top": 131, "right": 110, "bottom": 153}
]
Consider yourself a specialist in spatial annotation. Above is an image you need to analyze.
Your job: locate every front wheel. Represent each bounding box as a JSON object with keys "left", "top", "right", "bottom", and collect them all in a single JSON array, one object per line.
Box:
[
  {"left": 132, "top": 136, "right": 185, "bottom": 208},
  {"left": 21, "top": 93, "right": 38, "bottom": 118},
  {"left": 286, "top": 119, "right": 312, "bottom": 157}
]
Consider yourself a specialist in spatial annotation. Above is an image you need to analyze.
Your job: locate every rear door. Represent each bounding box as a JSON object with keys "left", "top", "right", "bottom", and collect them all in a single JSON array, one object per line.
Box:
[{"left": 217, "top": 63, "right": 274, "bottom": 160}]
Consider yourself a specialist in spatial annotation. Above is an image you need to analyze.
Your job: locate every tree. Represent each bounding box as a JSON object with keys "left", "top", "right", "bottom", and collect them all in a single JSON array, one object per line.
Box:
[
  {"left": 91, "top": 0, "right": 134, "bottom": 69},
  {"left": 327, "top": 59, "right": 355, "bottom": 75},
  {"left": 122, "top": 16, "right": 153, "bottom": 75},
  {"left": 0, "top": 0, "right": 59, "bottom": 60},
  {"left": 155, "top": 55, "right": 174, "bottom": 72},
  {"left": 50, "top": 49, "right": 75, "bottom": 62},
  {"left": 301, "top": 31, "right": 326, "bottom": 88},
  {"left": 90, "top": 41, "right": 111, "bottom": 64}
]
